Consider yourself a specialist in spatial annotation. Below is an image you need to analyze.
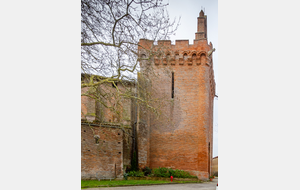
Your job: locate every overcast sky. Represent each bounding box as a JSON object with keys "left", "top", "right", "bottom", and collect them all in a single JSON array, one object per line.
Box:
[{"left": 165, "top": 0, "right": 218, "bottom": 157}]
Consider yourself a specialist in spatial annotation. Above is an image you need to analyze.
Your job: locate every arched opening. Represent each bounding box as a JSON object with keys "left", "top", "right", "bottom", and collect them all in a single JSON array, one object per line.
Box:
[
  {"left": 192, "top": 54, "right": 196, "bottom": 64},
  {"left": 200, "top": 54, "right": 206, "bottom": 65},
  {"left": 166, "top": 53, "right": 170, "bottom": 61},
  {"left": 140, "top": 54, "right": 147, "bottom": 66},
  {"left": 183, "top": 53, "right": 188, "bottom": 61}
]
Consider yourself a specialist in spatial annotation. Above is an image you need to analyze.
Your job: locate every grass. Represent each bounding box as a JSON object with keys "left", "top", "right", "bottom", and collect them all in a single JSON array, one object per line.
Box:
[
  {"left": 81, "top": 179, "right": 202, "bottom": 188},
  {"left": 81, "top": 180, "right": 170, "bottom": 188}
]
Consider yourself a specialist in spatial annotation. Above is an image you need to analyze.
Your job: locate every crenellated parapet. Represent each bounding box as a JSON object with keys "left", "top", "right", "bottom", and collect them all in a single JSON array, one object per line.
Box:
[{"left": 138, "top": 39, "right": 214, "bottom": 67}]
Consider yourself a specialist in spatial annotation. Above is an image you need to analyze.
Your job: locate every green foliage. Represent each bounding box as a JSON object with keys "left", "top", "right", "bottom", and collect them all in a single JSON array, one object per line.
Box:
[
  {"left": 131, "top": 151, "right": 138, "bottom": 171},
  {"left": 153, "top": 167, "right": 169, "bottom": 177},
  {"left": 81, "top": 180, "right": 170, "bottom": 188},
  {"left": 152, "top": 167, "right": 196, "bottom": 178},
  {"left": 127, "top": 170, "right": 144, "bottom": 177},
  {"left": 123, "top": 172, "right": 128, "bottom": 180},
  {"left": 142, "top": 166, "right": 152, "bottom": 176}
]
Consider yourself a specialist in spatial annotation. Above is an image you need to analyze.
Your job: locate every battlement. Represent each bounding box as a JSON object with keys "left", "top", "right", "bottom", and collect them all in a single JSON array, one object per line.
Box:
[
  {"left": 138, "top": 38, "right": 213, "bottom": 67},
  {"left": 138, "top": 39, "right": 210, "bottom": 50}
]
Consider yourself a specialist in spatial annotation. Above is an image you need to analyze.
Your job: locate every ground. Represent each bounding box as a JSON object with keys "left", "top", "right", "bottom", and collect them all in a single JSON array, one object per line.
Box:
[{"left": 84, "top": 177, "right": 218, "bottom": 190}]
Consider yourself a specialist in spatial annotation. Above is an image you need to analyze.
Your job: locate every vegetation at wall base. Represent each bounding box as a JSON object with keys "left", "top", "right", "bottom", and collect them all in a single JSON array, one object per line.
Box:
[
  {"left": 81, "top": 180, "right": 170, "bottom": 188},
  {"left": 130, "top": 151, "right": 138, "bottom": 171},
  {"left": 123, "top": 167, "right": 197, "bottom": 179},
  {"left": 153, "top": 167, "right": 197, "bottom": 178},
  {"left": 81, "top": 179, "right": 203, "bottom": 188},
  {"left": 127, "top": 170, "right": 144, "bottom": 177},
  {"left": 142, "top": 166, "right": 152, "bottom": 176}
]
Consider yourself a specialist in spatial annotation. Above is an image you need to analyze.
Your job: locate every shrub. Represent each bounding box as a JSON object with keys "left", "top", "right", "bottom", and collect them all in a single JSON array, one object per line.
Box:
[
  {"left": 142, "top": 166, "right": 152, "bottom": 176},
  {"left": 125, "top": 165, "right": 132, "bottom": 173},
  {"left": 152, "top": 167, "right": 196, "bottom": 178},
  {"left": 127, "top": 170, "right": 144, "bottom": 177},
  {"left": 131, "top": 151, "right": 138, "bottom": 171},
  {"left": 153, "top": 167, "right": 170, "bottom": 178}
]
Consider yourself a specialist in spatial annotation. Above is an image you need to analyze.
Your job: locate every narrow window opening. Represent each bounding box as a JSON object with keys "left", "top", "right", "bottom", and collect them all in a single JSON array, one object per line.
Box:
[
  {"left": 83, "top": 130, "right": 86, "bottom": 132},
  {"left": 172, "top": 72, "right": 174, "bottom": 99},
  {"left": 118, "top": 142, "right": 121, "bottom": 144},
  {"left": 95, "top": 138, "right": 99, "bottom": 144}
]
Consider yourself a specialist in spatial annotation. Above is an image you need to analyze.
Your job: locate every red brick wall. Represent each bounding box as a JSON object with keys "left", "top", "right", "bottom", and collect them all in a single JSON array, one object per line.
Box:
[
  {"left": 81, "top": 87, "right": 96, "bottom": 121},
  {"left": 81, "top": 78, "right": 135, "bottom": 178},
  {"left": 81, "top": 124, "right": 124, "bottom": 179},
  {"left": 138, "top": 37, "right": 215, "bottom": 179}
]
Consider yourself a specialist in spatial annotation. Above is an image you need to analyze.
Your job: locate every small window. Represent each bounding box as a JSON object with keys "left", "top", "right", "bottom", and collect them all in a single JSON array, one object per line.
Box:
[{"left": 172, "top": 72, "right": 174, "bottom": 99}]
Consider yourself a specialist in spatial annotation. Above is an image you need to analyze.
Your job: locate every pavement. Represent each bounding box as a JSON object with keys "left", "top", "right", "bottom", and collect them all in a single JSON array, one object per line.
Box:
[{"left": 84, "top": 177, "right": 218, "bottom": 190}]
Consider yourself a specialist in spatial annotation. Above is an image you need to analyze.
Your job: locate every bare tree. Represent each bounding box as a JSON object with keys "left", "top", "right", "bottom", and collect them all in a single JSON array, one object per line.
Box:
[{"left": 81, "top": 0, "right": 179, "bottom": 122}]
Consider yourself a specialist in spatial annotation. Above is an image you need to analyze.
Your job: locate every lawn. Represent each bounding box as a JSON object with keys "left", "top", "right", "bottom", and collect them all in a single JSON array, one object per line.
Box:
[
  {"left": 81, "top": 179, "right": 203, "bottom": 188},
  {"left": 81, "top": 180, "right": 171, "bottom": 188}
]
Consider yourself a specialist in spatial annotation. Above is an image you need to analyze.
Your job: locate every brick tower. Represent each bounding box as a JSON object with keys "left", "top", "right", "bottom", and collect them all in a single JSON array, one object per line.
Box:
[{"left": 137, "top": 10, "right": 215, "bottom": 180}]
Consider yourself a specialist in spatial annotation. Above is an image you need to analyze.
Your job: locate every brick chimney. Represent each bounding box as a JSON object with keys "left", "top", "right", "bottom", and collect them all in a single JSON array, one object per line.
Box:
[{"left": 195, "top": 10, "right": 207, "bottom": 40}]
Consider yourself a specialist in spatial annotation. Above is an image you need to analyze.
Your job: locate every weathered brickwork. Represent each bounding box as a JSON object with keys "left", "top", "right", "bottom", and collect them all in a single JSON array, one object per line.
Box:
[
  {"left": 81, "top": 81, "right": 135, "bottom": 125},
  {"left": 81, "top": 77, "right": 135, "bottom": 179},
  {"left": 137, "top": 10, "right": 215, "bottom": 180},
  {"left": 81, "top": 10, "right": 215, "bottom": 181},
  {"left": 81, "top": 87, "right": 96, "bottom": 122},
  {"left": 81, "top": 124, "right": 123, "bottom": 179}
]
